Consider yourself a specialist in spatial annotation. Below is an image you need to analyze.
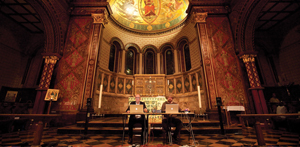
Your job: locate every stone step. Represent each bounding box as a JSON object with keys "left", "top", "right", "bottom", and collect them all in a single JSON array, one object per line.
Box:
[{"left": 57, "top": 117, "right": 241, "bottom": 134}]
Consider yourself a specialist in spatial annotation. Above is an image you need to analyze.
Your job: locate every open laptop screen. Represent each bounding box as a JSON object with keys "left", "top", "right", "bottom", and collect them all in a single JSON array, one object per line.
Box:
[
  {"left": 166, "top": 104, "right": 179, "bottom": 113},
  {"left": 130, "top": 105, "right": 144, "bottom": 113}
]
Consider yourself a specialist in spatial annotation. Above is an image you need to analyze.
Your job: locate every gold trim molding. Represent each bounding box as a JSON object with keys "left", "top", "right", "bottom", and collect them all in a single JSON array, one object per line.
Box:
[
  {"left": 192, "top": 12, "right": 208, "bottom": 23},
  {"left": 44, "top": 56, "right": 60, "bottom": 64},
  {"left": 92, "top": 13, "right": 108, "bottom": 24},
  {"left": 239, "top": 54, "right": 256, "bottom": 63}
]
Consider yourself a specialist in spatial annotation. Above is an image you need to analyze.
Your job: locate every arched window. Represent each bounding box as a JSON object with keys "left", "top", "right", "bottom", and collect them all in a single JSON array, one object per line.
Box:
[
  {"left": 108, "top": 41, "right": 121, "bottom": 72},
  {"left": 108, "top": 45, "right": 116, "bottom": 72},
  {"left": 165, "top": 49, "right": 174, "bottom": 75},
  {"left": 144, "top": 49, "right": 156, "bottom": 74},
  {"left": 125, "top": 47, "right": 137, "bottom": 75},
  {"left": 184, "top": 44, "right": 191, "bottom": 71},
  {"left": 178, "top": 39, "right": 191, "bottom": 72}
]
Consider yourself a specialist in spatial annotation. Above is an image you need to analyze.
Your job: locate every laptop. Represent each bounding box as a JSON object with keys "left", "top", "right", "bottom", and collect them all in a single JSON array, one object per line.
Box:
[
  {"left": 166, "top": 104, "right": 179, "bottom": 113},
  {"left": 130, "top": 105, "right": 144, "bottom": 113}
]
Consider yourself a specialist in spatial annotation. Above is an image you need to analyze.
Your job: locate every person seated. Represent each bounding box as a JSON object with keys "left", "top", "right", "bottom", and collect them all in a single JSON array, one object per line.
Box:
[
  {"left": 161, "top": 95, "right": 189, "bottom": 144},
  {"left": 269, "top": 93, "right": 280, "bottom": 113},
  {"left": 126, "top": 94, "right": 148, "bottom": 144},
  {"left": 272, "top": 101, "right": 287, "bottom": 130}
]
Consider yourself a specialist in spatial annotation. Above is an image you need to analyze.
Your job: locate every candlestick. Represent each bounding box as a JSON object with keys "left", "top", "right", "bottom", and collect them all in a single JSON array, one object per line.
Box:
[
  {"left": 98, "top": 84, "right": 103, "bottom": 108},
  {"left": 197, "top": 85, "right": 202, "bottom": 108}
]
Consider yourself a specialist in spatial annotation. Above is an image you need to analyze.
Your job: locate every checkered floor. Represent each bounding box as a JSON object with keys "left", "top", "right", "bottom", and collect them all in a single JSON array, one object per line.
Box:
[{"left": 0, "top": 127, "right": 299, "bottom": 146}]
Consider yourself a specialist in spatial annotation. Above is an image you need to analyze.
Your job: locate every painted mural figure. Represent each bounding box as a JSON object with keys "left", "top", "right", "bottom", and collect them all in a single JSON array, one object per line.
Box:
[
  {"left": 225, "top": 73, "right": 234, "bottom": 90},
  {"left": 162, "top": 0, "right": 183, "bottom": 19},
  {"left": 221, "top": 51, "right": 229, "bottom": 66},
  {"left": 144, "top": 0, "right": 156, "bottom": 16}
]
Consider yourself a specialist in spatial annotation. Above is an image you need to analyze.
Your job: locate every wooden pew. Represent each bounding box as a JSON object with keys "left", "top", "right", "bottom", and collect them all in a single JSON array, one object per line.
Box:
[
  {"left": 237, "top": 113, "right": 300, "bottom": 146},
  {"left": 0, "top": 114, "right": 61, "bottom": 145}
]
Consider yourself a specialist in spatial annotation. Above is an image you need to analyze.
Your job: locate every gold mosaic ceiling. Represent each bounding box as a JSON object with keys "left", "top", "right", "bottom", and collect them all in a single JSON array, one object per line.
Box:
[{"left": 109, "top": 0, "right": 189, "bottom": 33}]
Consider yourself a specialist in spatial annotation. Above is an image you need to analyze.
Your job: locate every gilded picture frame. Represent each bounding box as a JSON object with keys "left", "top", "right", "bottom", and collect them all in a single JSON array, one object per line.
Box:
[
  {"left": 5, "top": 91, "right": 18, "bottom": 102},
  {"left": 45, "top": 89, "right": 59, "bottom": 101}
]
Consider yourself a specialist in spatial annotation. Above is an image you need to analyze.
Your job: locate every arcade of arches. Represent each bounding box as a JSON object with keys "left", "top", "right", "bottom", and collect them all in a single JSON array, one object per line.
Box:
[{"left": 0, "top": 0, "right": 300, "bottom": 124}]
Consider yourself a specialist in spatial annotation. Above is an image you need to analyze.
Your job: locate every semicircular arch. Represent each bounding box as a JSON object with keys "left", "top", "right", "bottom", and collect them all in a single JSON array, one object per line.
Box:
[
  {"left": 234, "top": 0, "right": 269, "bottom": 53},
  {"left": 28, "top": 1, "right": 68, "bottom": 55},
  {"left": 176, "top": 37, "right": 189, "bottom": 49},
  {"left": 160, "top": 43, "right": 174, "bottom": 53},
  {"left": 142, "top": 45, "right": 158, "bottom": 53},
  {"left": 125, "top": 43, "right": 141, "bottom": 53},
  {"left": 110, "top": 37, "right": 124, "bottom": 50}
]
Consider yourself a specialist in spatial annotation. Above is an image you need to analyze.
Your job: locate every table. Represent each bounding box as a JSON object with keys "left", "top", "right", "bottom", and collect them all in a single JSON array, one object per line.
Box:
[
  {"left": 225, "top": 106, "right": 245, "bottom": 126},
  {"left": 0, "top": 114, "right": 61, "bottom": 145}
]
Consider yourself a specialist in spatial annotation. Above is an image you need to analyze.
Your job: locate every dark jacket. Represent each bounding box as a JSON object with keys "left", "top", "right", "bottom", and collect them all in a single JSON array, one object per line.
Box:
[{"left": 126, "top": 101, "right": 147, "bottom": 119}]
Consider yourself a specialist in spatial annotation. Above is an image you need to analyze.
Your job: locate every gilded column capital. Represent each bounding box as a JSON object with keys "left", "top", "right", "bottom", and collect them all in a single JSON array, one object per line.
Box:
[
  {"left": 192, "top": 12, "right": 208, "bottom": 23},
  {"left": 44, "top": 56, "right": 60, "bottom": 64},
  {"left": 91, "top": 12, "right": 108, "bottom": 25},
  {"left": 239, "top": 54, "right": 256, "bottom": 63}
]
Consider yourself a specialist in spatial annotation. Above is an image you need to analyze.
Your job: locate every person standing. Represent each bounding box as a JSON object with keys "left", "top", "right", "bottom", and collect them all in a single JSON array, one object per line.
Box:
[{"left": 126, "top": 94, "right": 148, "bottom": 144}]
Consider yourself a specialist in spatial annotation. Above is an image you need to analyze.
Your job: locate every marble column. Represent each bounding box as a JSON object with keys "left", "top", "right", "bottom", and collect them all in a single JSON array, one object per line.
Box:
[
  {"left": 157, "top": 52, "right": 160, "bottom": 74},
  {"left": 121, "top": 49, "right": 126, "bottom": 74},
  {"left": 174, "top": 49, "right": 179, "bottom": 74},
  {"left": 139, "top": 53, "right": 143, "bottom": 74},
  {"left": 32, "top": 54, "right": 60, "bottom": 114},
  {"left": 239, "top": 53, "right": 268, "bottom": 114}
]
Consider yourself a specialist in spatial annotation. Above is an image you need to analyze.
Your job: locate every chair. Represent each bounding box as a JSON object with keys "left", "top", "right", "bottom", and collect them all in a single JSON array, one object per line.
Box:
[
  {"left": 128, "top": 119, "right": 148, "bottom": 145},
  {"left": 162, "top": 123, "right": 181, "bottom": 145}
]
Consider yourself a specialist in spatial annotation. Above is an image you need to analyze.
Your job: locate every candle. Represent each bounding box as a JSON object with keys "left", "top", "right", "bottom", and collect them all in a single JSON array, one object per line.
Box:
[
  {"left": 197, "top": 85, "right": 202, "bottom": 108},
  {"left": 98, "top": 84, "right": 103, "bottom": 108}
]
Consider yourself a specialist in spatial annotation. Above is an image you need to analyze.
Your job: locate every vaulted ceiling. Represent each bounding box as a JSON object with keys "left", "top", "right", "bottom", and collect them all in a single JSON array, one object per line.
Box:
[
  {"left": 255, "top": 0, "right": 300, "bottom": 31},
  {"left": 0, "top": 0, "right": 44, "bottom": 33},
  {"left": 1, "top": 0, "right": 299, "bottom": 33}
]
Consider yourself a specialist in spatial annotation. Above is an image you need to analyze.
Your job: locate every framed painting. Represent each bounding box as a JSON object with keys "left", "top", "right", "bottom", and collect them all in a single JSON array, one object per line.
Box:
[
  {"left": 5, "top": 91, "right": 18, "bottom": 102},
  {"left": 45, "top": 89, "right": 59, "bottom": 101}
]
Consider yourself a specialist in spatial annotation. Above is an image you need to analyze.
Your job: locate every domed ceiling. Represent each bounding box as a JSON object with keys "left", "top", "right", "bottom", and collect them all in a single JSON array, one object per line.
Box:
[{"left": 109, "top": 0, "right": 189, "bottom": 33}]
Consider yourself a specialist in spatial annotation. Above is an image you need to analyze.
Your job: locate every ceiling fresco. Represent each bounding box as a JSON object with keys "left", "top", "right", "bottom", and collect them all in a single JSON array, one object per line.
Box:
[{"left": 109, "top": 0, "right": 189, "bottom": 33}]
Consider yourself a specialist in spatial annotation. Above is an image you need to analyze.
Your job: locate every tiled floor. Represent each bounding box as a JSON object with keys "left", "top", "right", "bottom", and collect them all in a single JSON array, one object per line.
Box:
[{"left": 0, "top": 127, "right": 299, "bottom": 147}]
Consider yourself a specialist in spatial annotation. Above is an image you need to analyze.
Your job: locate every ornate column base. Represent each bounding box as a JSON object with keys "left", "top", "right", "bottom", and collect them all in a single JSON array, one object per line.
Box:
[
  {"left": 250, "top": 87, "right": 268, "bottom": 114},
  {"left": 32, "top": 89, "right": 47, "bottom": 114}
]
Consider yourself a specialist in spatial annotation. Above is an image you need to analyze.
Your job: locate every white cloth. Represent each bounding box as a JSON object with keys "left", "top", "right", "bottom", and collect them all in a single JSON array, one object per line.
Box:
[{"left": 276, "top": 106, "right": 287, "bottom": 119}]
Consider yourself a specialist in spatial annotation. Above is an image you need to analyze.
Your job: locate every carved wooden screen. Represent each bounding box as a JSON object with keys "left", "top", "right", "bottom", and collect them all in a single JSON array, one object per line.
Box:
[{"left": 134, "top": 74, "right": 165, "bottom": 96}]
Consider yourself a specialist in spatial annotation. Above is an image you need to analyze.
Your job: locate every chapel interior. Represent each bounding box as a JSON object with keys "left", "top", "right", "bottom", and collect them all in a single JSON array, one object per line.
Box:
[{"left": 0, "top": 0, "right": 300, "bottom": 146}]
